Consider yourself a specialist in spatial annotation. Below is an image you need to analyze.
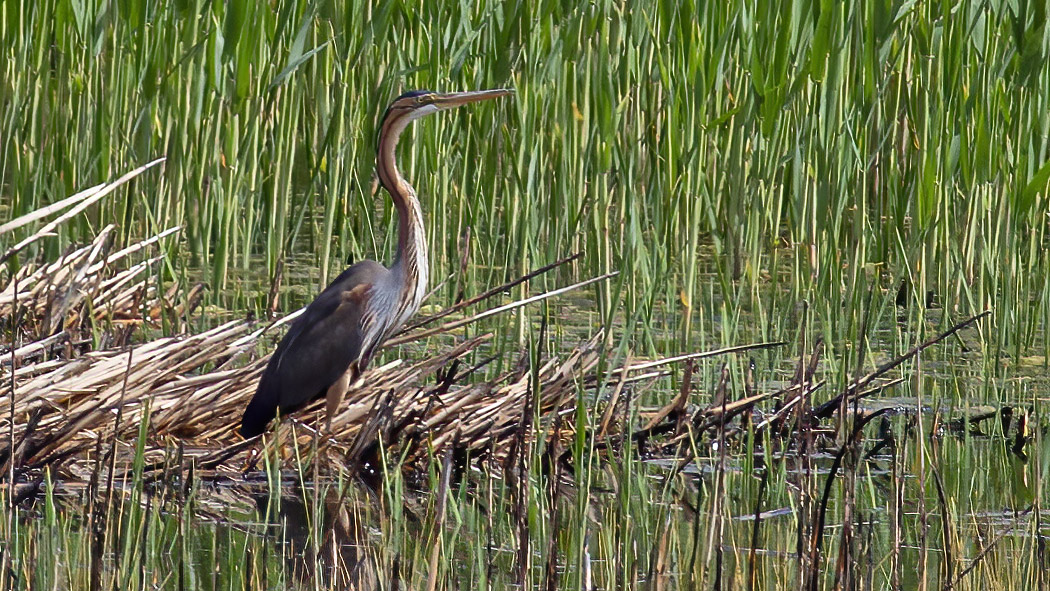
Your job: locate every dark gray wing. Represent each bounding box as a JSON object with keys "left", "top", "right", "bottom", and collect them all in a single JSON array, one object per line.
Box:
[{"left": 240, "top": 260, "right": 388, "bottom": 437}]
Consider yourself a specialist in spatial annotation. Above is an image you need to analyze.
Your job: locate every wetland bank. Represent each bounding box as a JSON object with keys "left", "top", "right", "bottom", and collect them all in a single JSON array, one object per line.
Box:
[{"left": 2, "top": 1, "right": 1049, "bottom": 589}]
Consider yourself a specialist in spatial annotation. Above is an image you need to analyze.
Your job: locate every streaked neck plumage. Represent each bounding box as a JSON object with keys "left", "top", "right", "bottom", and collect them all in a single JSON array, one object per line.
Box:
[{"left": 376, "top": 113, "right": 429, "bottom": 316}]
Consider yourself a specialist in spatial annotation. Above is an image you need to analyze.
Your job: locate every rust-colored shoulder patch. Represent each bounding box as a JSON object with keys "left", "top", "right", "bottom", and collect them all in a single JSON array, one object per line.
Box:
[{"left": 342, "top": 282, "right": 372, "bottom": 304}]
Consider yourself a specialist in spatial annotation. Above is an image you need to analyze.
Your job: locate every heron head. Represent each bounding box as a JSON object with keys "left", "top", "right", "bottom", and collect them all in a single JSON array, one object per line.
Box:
[{"left": 383, "top": 88, "right": 514, "bottom": 128}]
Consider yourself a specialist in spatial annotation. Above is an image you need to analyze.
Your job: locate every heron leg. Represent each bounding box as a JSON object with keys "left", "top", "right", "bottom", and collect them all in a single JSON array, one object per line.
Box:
[{"left": 325, "top": 363, "right": 357, "bottom": 432}]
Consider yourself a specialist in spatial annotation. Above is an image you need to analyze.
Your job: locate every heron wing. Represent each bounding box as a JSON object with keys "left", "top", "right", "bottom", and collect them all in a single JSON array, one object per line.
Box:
[{"left": 240, "top": 260, "right": 388, "bottom": 437}]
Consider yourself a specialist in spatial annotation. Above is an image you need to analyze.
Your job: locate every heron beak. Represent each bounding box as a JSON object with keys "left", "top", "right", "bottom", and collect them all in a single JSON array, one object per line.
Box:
[{"left": 432, "top": 89, "right": 514, "bottom": 109}]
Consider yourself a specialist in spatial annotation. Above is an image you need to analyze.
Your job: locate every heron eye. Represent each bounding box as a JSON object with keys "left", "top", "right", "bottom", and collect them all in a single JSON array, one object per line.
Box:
[{"left": 415, "top": 96, "right": 425, "bottom": 105}]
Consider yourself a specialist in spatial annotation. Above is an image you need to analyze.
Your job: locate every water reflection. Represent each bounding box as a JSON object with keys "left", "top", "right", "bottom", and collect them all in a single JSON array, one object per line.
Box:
[{"left": 253, "top": 484, "right": 378, "bottom": 590}]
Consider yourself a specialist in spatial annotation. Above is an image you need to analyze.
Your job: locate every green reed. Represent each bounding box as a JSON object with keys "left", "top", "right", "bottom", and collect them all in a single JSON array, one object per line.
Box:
[{"left": 2, "top": 0, "right": 1046, "bottom": 364}]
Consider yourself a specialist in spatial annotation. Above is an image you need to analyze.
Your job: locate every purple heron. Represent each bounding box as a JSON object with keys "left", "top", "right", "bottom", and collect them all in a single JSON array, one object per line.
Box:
[{"left": 240, "top": 89, "right": 512, "bottom": 438}]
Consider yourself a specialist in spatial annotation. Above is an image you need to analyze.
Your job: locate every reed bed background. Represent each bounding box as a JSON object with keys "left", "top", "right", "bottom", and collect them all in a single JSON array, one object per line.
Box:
[
  {"left": 2, "top": 0, "right": 1049, "bottom": 589},
  {"left": 1, "top": 0, "right": 1046, "bottom": 357}
]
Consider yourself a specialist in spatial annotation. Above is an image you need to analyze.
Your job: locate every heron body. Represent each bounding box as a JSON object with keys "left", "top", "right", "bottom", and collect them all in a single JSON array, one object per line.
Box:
[{"left": 240, "top": 88, "right": 511, "bottom": 438}]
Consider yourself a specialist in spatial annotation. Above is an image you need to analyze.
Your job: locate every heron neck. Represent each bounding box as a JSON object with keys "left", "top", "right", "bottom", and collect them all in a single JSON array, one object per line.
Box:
[{"left": 377, "top": 130, "right": 429, "bottom": 308}]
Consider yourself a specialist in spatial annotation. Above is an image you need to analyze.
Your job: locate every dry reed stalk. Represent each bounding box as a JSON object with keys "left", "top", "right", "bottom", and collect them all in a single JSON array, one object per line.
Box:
[
  {"left": 0, "top": 224, "right": 186, "bottom": 342},
  {"left": 0, "top": 217, "right": 624, "bottom": 483}
]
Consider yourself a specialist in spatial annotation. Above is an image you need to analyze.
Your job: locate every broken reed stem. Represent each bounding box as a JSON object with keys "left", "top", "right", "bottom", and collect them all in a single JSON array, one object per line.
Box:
[
  {"left": 385, "top": 272, "right": 618, "bottom": 347},
  {"left": 0, "top": 158, "right": 166, "bottom": 265},
  {"left": 0, "top": 183, "right": 105, "bottom": 236},
  {"left": 608, "top": 341, "right": 786, "bottom": 377},
  {"left": 401, "top": 252, "right": 583, "bottom": 334}
]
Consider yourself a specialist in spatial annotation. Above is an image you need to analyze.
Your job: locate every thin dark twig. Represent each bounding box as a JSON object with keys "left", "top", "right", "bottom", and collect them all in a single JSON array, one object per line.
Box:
[
  {"left": 930, "top": 464, "right": 954, "bottom": 588},
  {"left": 747, "top": 468, "right": 769, "bottom": 591},
  {"left": 425, "top": 447, "right": 454, "bottom": 591},
  {"left": 808, "top": 407, "right": 894, "bottom": 591},
  {"left": 543, "top": 414, "right": 562, "bottom": 591},
  {"left": 385, "top": 272, "right": 617, "bottom": 347},
  {"left": 815, "top": 311, "right": 990, "bottom": 418},
  {"left": 712, "top": 371, "right": 729, "bottom": 591},
  {"left": 945, "top": 505, "right": 1034, "bottom": 589}
]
